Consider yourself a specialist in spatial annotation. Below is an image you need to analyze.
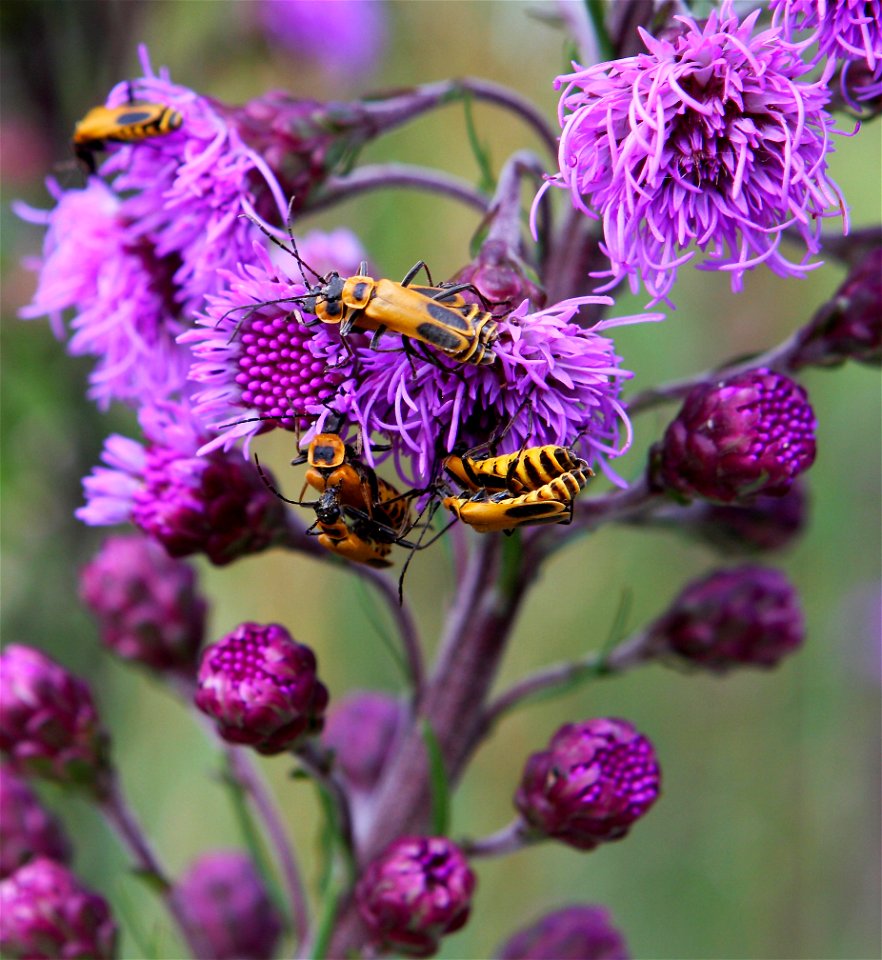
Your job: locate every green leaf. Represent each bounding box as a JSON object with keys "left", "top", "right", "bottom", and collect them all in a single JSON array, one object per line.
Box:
[
  {"left": 421, "top": 719, "right": 451, "bottom": 837},
  {"left": 462, "top": 93, "right": 495, "bottom": 195}
]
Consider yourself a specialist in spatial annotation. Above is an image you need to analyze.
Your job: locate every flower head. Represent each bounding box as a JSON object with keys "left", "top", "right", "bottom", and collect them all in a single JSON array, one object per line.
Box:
[
  {"left": 654, "top": 368, "right": 817, "bottom": 503},
  {"left": 647, "top": 565, "right": 805, "bottom": 671},
  {"left": 77, "top": 402, "right": 287, "bottom": 565},
  {"left": 0, "top": 645, "right": 112, "bottom": 795},
  {"left": 544, "top": 6, "right": 846, "bottom": 303},
  {"left": 79, "top": 534, "right": 206, "bottom": 675},
  {"left": 322, "top": 691, "right": 405, "bottom": 793},
  {"left": 0, "top": 765, "right": 71, "bottom": 879},
  {"left": 174, "top": 851, "right": 283, "bottom": 960},
  {"left": 0, "top": 858, "right": 117, "bottom": 960},
  {"left": 790, "top": 247, "right": 882, "bottom": 369},
  {"left": 772, "top": 1, "right": 882, "bottom": 73},
  {"left": 515, "top": 718, "right": 661, "bottom": 851},
  {"left": 356, "top": 836, "right": 476, "bottom": 957},
  {"left": 15, "top": 179, "right": 187, "bottom": 409},
  {"left": 195, "top": 623, "right": 328, "bottom": 754},
  {"left": 495, "top": 905, "right": 630, "bottom": 960}
]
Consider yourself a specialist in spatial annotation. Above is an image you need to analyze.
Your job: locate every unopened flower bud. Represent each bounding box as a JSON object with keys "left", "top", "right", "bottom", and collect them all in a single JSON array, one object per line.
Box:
[
  {"left": 515, "top": 718, "right": 660, "bottom": 851},
  {"left": 790, "top": 248, "right": 882, "bottom": 370},
  {"left": 79, "top": 534, "right": 206, "bottom": 675},
  {"left": 653, "top": 369, "right": 816, "bottom": 503},
  {"left": 449, "top": 239, "right": 545, "bottom": 316},
  {"left": 356, "top": 836, "right": 476, "bottom": 957},
  {"left": 0, "top": 857, "right": 117, "bottom": 960},
  {"left": 174, "top": 851, "right": 283, "bottom": 960},
  {"left": 647, "top": 566, "right": 804, "bottom": 671},
  {"left": 496, "top": 904, "right": 630, "bottom": 960},
  {"left": 0, "top": 646, "right": 111, "bottom": 795},
  {"left": 0, "top": 765, "right": 71, "bottom": 878},
  {"left": 322, "top": 691, "right": 405, "bottom": 792},
  {"left": 195, "top": 623, "right": 328, "bottom": 754}
]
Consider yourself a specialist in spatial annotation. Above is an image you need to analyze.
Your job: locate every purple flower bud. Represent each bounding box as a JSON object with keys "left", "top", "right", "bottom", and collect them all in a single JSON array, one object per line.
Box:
[
  {"left": 791, "top": 248, "right": 882, "bottom": 370},
  {"left": 496, "top": 905, "right": 630, "bottom": 960},
  {"left": 356, "top": 836, "right": 476, "bottom": 957},
  {"left": 195, "top": 623, "right": 328, "bottom": 754},
  {"left": 449, "top": 239, "right": 546, "bottom": 316},
  {"left": 174, "top": 851, "right": 283, "bottom": 960},
  {"left": 647, "top": 566, "right": 805, "bottom": 672},
  {"left": 0, "top": 765, "right": 71, "bottom": 878},
  {"left": 654, "top": 369, "right": 816, "bottom": 503},
  {"left": 322, "top": 691, "right": 405, "bottom": 792},
  {"left": 0, "top": 857, "right": 117, "bottom": 960},
  {"left": 515, "top": 718, "right": 661, "bottom": 851},
  {"left": 79, "top": 534, "right": 206, "bottom": 676},
  {"left": 0, "top": 646, "right": 111, "bottom": 795}
]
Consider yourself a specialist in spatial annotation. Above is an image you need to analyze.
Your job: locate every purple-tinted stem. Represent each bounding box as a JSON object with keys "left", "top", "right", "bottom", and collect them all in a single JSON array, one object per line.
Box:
[
  {"left": 484, "top": 150, "right": 548, "bottom": 251},
  {"left": 481, "top": 629, "right": 654, "bottom": 732},
  {"left": 576, "top": 476, "right": 660, "bottom": 528},
  {"left": 309, "top": 163, "right": 490, "bottom": 216},
  {"left": 295, "top": 740, "right": 356, "bottom": 868},
  {"left": 461, "top": 819, "right": 529, "bottom": 859},
  {"left": 803, "top": 225, "right": 882, "bottom": 267},
  {"left": 99, "top": 775, "right": 203, "bottom": 957},
  {"left": 225, "top": 746, "right": 309, "bottom": 945}
]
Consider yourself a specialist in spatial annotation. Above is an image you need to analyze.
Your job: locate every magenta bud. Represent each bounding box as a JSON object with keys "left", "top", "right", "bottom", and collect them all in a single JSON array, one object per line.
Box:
[
  {"left": 0, "top": 765, "right": 71, "bottom": 878},
  {"left": 791, "top": 247, "right": 882, "bottom": 370},
  {"left": 654, "top": 369, "right": 816, "bottom": 503},
  {"left": 647, "top": 565, "right": 805, "bottom": 671},
  {"left": 79, "top": 534, "right": 206, "bottom": 675},
  {"left": 174, "top": 851, "right": 283, "bottom": 960},
  {"left": 0, "top": 857, "right": 117, "bottom": 959},
  {"left": 496, "top": 904, "right": 630, "bottom": 960},
  {"left": 0, "top": 645, "right": 111, "bottom": 795},
  {"left": 356, "top": 836, "right": 476, "bottom": 957},
  {"left": 515, "top": 718, "right": 661, "bottom": 851},
  {"left": 450, "top": 238, "right": 546, "bottom": 315},
  {"left": 322, "top": 691, "right": 405, "bottom": 792},
  {"left": 195, "top": 622, "right": 328, "bottom": 754}
]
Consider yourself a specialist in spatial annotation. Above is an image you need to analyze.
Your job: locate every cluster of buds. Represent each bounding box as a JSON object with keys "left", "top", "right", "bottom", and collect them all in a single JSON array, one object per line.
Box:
[{"left": 495, "top": 904, "right": 630, "bottom": 959}]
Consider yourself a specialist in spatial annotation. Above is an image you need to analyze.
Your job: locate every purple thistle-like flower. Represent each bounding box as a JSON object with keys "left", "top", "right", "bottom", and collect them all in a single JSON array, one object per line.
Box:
[
  {"left": 0, "top": 765, "right": 71, "bottom": 879},
  {"left": 647, "top": 565, "right": 805, "bottom": 671},
  {"left": 341, "top": 297, "right": 663, "bottom": 487},
  {"left": 0, "top": 858, "right": 117, "bottom": 960},
  {"left": 79, "top": 534, "right": 206, "bottom": 675},
  {"left": 15, "top": 179, "right": 187, "bottom": 409},
  {"left": 790, "top": 247, "right": 882, "bottom": 369},
  {"left": 195, "top": 622, "right": 328, "bottom": 754},
  {"left": 77, "top": 402, "right": 287, "bottom": 565},
  {"left": 0, "top": 646, "right": 112, "bottom": 796},
  {"left": 654, "top": 368, "right": 817, "bottom": 503},
  {"left": 356, "top": 836, "right": 476, "bottom": 958},
  {"left": 515, "top": 718, "right": 661, "bottom": 851},
  {"left": 173, "top": 851, "right": 283, "bottom": 960},
  {"left": 543, "top": 6, "right": 846, "bottom": 303},
  {"left": 495, "top": 905, "right": 630, "bottom": 960},
  {"left": 322, "top": 691, "right": 406, "bottom": 793},
  {"left": 181, "top": 232, "right": 364, "bottom": 453},
  {"left": 771, "top": 1, "right": 882, "bottom": 73}
]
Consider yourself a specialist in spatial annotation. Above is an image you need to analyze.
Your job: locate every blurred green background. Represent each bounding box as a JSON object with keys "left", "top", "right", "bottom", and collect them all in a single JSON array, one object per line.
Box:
[{"left": 1, "top": 2, "right": 879, "bottom": 958}]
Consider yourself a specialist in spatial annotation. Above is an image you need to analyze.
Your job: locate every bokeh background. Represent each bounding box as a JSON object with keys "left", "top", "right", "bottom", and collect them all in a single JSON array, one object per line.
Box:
[{"left": 1, "top": 2, "right": 879, "bottom": 958}]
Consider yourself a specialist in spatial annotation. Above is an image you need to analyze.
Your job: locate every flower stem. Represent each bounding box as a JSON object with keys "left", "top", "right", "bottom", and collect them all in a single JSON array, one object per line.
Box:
[{"left": 460, "top": 819, "right": 529, "bottom": 859}]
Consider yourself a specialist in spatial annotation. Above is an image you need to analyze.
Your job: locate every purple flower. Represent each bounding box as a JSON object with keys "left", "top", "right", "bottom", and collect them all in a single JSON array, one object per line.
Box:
[
  {"left": 448, "top": 238, "right": 546, "bottom": 316},
  {"left": 495, "top": 905, "right": 630, "bottom": 960},
  {"left": 79, "top": 534, "right": 206, "bottom": 675},
  {"left": 339, "top": 297, "right": 663, "bottom": 487},
  {"left": 356, "top": 836, "right": 476, "bottom": 957},
  {"left": 543, "top": 6, "right": 846, "bottom": 303},
  {"left": 0, "top": 645, "right": 112, "bottom": 795},
  {"left": 654, "top": 368, "right": 817, "bottom": 503},
  {"left": 180, "top": 233, "right": 364, "bottom": 453},
  {"left": 258, "top": 0, "right": 387, "bottom": 81},
  {"left": 0, "top": 765, "right": 71, "bottom": 879},
  {"left": 0, "top": 858, "right": 117, "bottom": 960},
  {"left": 195, "top": 622, "right": 329, "bottom": 754},
  {"left": 322, "top": 691, "right": 406, "bottom": 792},
  {"left": 15, "top": 179, "right": 187, "bottom": 409},
  {"left": 174, "top": 851, "right": 283, "bottom": 960},
  {"left": 647, "top": 565, "right": 805, "bottom": 671},
  {"left": 515, "top": 718, "right": 661, "bottom": 851},
  {"left": 790, "top": 247, "right": 882, "bottom": 369},
  {"left": 772, "top": 1, "right": 882, "bottom": 74},
  {"left": 77, "top": 402, "right": 287, "bottom": 566}
]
